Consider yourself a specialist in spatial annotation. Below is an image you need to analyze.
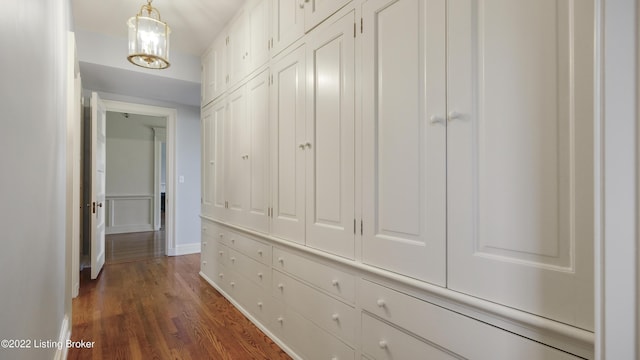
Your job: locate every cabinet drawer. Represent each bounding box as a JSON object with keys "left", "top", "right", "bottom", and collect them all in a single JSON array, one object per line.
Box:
[
  {"left": 273, "top": 302, "right": 354, "bottom": 360},
  {"left": 225, "top": 270, "right": 274, "bottom": 324},
  {"left": 227, "top": 231, "right": 272, "bottom": 265},
  {"left": 210, "top": 241, "right": 228, "bottom": 266},
  {"left": 273, "top": 247, "right": 356, "bottom": 303},
  {"left": 201, "top": 220, "right": 220, "bottom": 238},
  {"left": 227, "top": 248, "right": 271, "bottom": 290},
  {"left": 209, "top": 262, "right": 228, "bottom": 293},
  {"left": 362, "top": 313, "right": 459, "bottom": 360},
  {"left": 273, "top": 270, "right": 356, "bottom": 345},
  {"left": 359, "top": 279, "right": 582, "bottom": 360}
]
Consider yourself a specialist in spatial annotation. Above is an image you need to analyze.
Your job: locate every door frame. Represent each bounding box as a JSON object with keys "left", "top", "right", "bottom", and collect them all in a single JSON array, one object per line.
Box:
[
  {"left": 153, "top": 127, "right": 167, "bottom": 231},
  {"left": 101, "top": 100, "right": 178, "bottom": 256}
]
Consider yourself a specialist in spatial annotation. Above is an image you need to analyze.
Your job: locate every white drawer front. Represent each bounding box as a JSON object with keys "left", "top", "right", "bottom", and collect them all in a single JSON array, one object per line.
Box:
[
  {"left": 213, "top": 241, "right": 228, "bottom": 266},
  {"left": 227, "top": 248, "right": 272, "bottom": 290},
  {"left": 273, "top": 270, "right": 356, "bottom": 345},
  {"left": 359, "top": 279, "right": 582, "bottom": 360},
  {"left": 201, "top": 220, "right": 218, "bottom": 238},
  {"left": 273, "top": 247, "right": 356, "bottom": 303},
  {"left": 210, "top": 262, "right": 227, "bottom": 293},
  {"left": 227, "top": 271, "right": 274, "bottom": 324},
  {"left": 362, "top": 313, "right": 459, "bottom": 360},
  {"left": 273, "top": 304, "right": 355, "bottom": 360},
  {"left": 227, "top": 231, "right": 272, "bottom": 265}
]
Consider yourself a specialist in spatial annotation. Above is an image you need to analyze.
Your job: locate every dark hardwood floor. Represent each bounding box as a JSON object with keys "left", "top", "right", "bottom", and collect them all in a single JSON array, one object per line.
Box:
[
  {"left": 105, "top": 230, "right": 166, "bottom": 264},
  {"left": 69, "top": 254, "right": 291, "bottom": 360}
]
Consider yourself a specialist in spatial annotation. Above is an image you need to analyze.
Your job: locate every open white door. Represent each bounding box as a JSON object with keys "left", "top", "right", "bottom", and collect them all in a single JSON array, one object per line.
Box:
[{"left": 90, "top": 92, "right": 106, "bottom": 279}]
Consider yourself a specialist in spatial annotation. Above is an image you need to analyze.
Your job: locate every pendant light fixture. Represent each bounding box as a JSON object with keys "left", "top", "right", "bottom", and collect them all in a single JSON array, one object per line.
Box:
[{"left": 127, "top": 0, "right": 171, "bottom": 69}]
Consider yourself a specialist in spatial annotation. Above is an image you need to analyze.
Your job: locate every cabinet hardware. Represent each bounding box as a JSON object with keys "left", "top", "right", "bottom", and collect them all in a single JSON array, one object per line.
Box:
[
  {"left": 430, "top": 115, "right": 445, "bottom": 125},
  {"left": 361, "top": 220, "right": 363, "bottom": 235},
  {"left": 305, "top": 142, "right": 312, "bottom": 149},
  {"left": 298, "top": 143, "right": 306, "bottom": 150},
  {"left": 447, "top": 111, "right": 463, "bottom": 122},
  {"left": 353, "top": 219, "right": 356, "bottom": 234},
  {"left": 378, "top": 340, "right": 388, "bottom": 349},
  {"left": 354, "top": 22, "right": 356, "bottom": 38},
  {"left": 361, "top": 18, "right": 363, "bottom": 33},
  {"left": 331, "top": 313, "right": 340, "bottom": 321},
  {"left": 299, "top": 1, "right": 305, "bottom": 9},
  {"left": 332, "top": 279, "right": 339, "bottom": 287}
]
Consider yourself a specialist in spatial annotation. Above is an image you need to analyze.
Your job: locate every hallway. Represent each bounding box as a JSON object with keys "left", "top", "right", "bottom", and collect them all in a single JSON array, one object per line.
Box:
[{"left": 69, "top": 255, "right": 290, "bottom": 359}]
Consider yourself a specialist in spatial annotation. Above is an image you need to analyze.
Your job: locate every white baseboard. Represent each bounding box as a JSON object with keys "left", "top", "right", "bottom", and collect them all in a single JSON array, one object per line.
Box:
[
  {"left": 53, "top": 315, "right": 71, "bottom": 360},
  {"left": 199, "top": 272, "right": 302, "bottom": 360},
  {"left": 167, "top": 243, "right": 201, "bottom": 256}
]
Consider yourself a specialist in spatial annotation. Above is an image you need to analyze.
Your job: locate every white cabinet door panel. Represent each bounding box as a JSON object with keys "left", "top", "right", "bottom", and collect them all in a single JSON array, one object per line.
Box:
[
  {"left": 227, "top": 85, "right": 249, "bottom": 226},
  {"left": 361, "top": 0, "right": 447, "bottom": 285},
  {"left": 447, "top": 0, "right": 594, "bottom": 330},
  {"left": 249, "top": 0, "right": 270, "bottom": 70},
  {"left": 246, "top": 69, "right": 271, "bottom": 233},
  {"left": 271, "top": 45, "right": 307, "bottom": 243},
  {"left": 228, "top": 12, "right": 249, "bottom": 86},
  {"left": 272, "top": 0, "right": 305, "bottom": 56},
  {"left": 201, "top": 104, "right": 215, "bottom": 216},
  {"left": 211, "top": 99, "right": 228, "bottom": 220},
  {"left": 305, "top": 10, "right": 356, "bottom": 259}
]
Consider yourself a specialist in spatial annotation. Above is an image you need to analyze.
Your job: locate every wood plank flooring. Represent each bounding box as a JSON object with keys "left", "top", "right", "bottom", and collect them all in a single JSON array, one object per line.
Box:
[
  {"left": 105, "top": 230, "right": 166, "bottom": 265},
  {"left": 69, "top": 254, "right": 291, "bottom": 360}
]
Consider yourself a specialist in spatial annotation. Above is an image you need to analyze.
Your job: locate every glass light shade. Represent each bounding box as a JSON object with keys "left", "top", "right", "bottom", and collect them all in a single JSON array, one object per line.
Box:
[{"left": 127, "top": 15, "right": 171, "bottom": 69}]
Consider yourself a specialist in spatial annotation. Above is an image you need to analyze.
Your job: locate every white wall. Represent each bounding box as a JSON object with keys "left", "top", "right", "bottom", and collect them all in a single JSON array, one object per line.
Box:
[
  {"left": 92, "top": 91, "right": 202, "bottom": 251},
  {"left": 0, "top": 0, "right": 72, "bottom": 359},
  {"left": 105, "top": 112, "right": 165, "bottom": 234}
]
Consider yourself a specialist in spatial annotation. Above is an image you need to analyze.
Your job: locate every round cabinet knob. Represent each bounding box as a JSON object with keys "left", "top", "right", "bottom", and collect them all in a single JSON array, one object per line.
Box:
[
  {"left": 230, "top": 282, "right": 235, "bottom": 287},
  {"left": 278, "top": 257, "right": 284, "bottom": 264},
  {"left": 218, "top": 273, "right": 224, "bottom": 278},
  {"left": 257, "top": 302, "right": 263, "bottom": 307},
  {"left": 257, "top": 250, "right": 263, "bottom": 256},
  {"left": 202, "top": 241, "right": 207, "bottom": 246},
  {"left": 231, "top": 238, "right": 235, "bottom": 243},
  {"left": 305, "top": 142, "right": 312, "bottom": 149},
  {"left": 202, "top": 261, "right": 207, "bottom": 265},
  {"left": 331, "top": 313, "right": 340, "bottom": 321},
  {"left": 218, "top": 233, "right": 224, "bottom": 238},
  {"left": 331, "top": 279, "right": 339, "bottom": 287},
  {"left": 376, "top": 299, "right": 386, "bottom": 308},
  {"left": 298, "top": 143, "right": 306, "bottom": 150},
  {"left": 378, "top": 340, "right": 388, "bottom": 349},
  {"left": 277, "top": 317, "right": 284, "bottom": 323},
  {"left": 257, "top": 272, "right": 263, "bottom": 278},
  {"left": 277, "top": 283, "right": 284, "bottom": 290},
  {"left": 429, "top": 115, "right": 445, "bottom": 125},
  {"left": 231, "top": 257, "right": 236, "bottom": 262}
]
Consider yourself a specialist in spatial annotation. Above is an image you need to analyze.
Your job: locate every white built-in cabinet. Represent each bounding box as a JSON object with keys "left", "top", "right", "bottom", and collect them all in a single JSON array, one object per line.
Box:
[
  {"left": 201, "top": 0, "right": 596, "bottom": 358},
  {"left": 270, "top": 45, "right": 306, "bottom": 243}
]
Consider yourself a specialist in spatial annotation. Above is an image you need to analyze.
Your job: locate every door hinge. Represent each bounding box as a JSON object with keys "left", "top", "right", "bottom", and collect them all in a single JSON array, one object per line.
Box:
[
  {"left": 353, "top": 219, "right": 356, "bottom": 234},
  {"left": 361, "top": 220, "right": 363, "bottom": 235},
  {"left": 354, "top": 22, "right": 356, "bottom": 38},
  {"left": 92, "top": 201, "right": 96, "bottom": 214},
  {"left": 361, "top": 18, "right": 363, "bottom": 33},
  {"left": 270, "top": 74, "right": 273, "bottom": 85}
]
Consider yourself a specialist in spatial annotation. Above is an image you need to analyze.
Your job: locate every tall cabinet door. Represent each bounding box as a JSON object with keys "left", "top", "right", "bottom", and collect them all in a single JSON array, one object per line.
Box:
[
  {"left": 446, "top": 0, "right": 595, "bottom": 330},
  {"left": 226, "top": 85, "right": 249, "bottom": 226},
  {"left": 211, "top": 98, "right": 228, "bottom": 220},
  {"left": 246, "top": 69, "right": 271, "bottom": 234},
  {"left": 270, "top": 45, "right": 306, "bottom": 244},
  {"left": 361, "top": 0, "right": 447, "bottom": 285},
  {"left": 201, "top": 104, "right": 215, "bottom": 216},
  {"left": 305, "top": 10, "right": 356, "bottom": 259},
  {"left": 228, "top": 12, "right": 249, "bottom": 86},
  {"left": 211, "top": 35, "right": 227, "bottom": 101}
]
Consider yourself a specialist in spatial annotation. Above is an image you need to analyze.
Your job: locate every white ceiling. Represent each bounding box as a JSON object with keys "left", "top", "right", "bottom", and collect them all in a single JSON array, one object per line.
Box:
[{"left": 71, "top": 0, "right": 244, "bottom": 56}]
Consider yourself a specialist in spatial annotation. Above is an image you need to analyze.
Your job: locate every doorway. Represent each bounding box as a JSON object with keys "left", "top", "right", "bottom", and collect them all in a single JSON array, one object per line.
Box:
[
  {"left": 104, "top": 111, "right": 167, "bottom": 263},
  {"left": 79, "top": 99, "right": 178, "bottom": 272}
]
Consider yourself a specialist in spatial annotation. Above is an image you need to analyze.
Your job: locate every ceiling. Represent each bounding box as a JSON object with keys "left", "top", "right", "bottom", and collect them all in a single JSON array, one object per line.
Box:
[
  {"left": 71, "top": 0, "right": 244, "bottom": 107},
  {"left": 71, "top": 0, "right": 243, "bottom": 56}
]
